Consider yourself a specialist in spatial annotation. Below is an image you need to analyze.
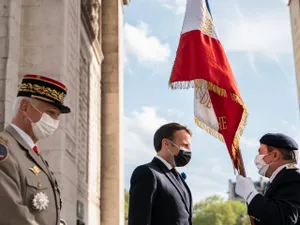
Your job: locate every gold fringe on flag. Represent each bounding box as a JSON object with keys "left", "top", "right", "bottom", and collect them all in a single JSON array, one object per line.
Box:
[
  {"left": 194, "top": 117, "right": 225, "bottom": 142},
  {"left": 169, "top": 79, "right": 249, "bottom": 167}
]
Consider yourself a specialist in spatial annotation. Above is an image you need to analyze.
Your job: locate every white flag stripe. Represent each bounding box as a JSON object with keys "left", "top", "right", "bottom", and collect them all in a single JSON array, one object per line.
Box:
[
  {"left": 181, "top": 0, "right": 218, "bottom": 39},
  {"left": 194, "top": 79, "right": 219, "bottom": 130}
]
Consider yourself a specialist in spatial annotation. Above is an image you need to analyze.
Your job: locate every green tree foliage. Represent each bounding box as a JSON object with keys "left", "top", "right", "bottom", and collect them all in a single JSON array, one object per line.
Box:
[
  {"left": 193, "top": 195, "right": 250, "bottom": 225},
  {"left": 124, "top": 191, "right": 249, "bottom": 225},
  {"left": 125, "top": 189, "right": 129, "bottom": 225}
]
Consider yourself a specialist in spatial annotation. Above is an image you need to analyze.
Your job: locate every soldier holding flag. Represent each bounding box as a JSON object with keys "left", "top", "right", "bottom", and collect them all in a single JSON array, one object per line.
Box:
[
  {"left": 235, "top": 133, "right": 300, "bottom": 225},
  {"left": 166, "top": 0, "right": 300, "bottom": 224}
]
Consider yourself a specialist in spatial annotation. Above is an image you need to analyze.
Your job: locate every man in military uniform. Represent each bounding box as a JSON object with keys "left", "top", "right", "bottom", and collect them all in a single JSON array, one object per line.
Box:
[
  {"left": 235, "top": 133, "right": 300, "bottom": 225},
  {"left": 0, "top": 74, "right": 70, "bottom": 225}
]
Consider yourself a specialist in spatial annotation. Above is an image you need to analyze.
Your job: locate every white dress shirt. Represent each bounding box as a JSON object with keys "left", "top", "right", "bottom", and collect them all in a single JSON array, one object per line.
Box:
[
  {"left": 10, "top": 123, "right": 35, "bottom": 149},
  {"left": 155, "top": 155, "right": 173, "bottom": 170}
]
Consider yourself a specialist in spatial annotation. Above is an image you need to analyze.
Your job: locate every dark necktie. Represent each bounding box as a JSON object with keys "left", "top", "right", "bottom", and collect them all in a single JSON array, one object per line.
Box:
[
  {"left": 170, "top": 168, "right": 189, "bottom": 206},
  {"left": 171, "top": 168, "right": 180, "bottom": 180}
]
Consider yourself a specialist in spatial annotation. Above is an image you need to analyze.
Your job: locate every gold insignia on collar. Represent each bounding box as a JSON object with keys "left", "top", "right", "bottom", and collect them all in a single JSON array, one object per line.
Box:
[
  {"left": 286, "top": 164, "right": 297, "bottom": 170},
  {"left": 29, "top": 165, "right": 41, "bottom": 175}
]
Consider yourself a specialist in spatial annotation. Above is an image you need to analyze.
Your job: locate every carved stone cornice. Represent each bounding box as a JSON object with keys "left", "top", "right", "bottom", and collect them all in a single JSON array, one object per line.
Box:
[
  {"left": 81, "top": 0, "right": 100, "bottom": 41},
  {"left": 81, "top": 0, "right": 104, "bottom": 64}
]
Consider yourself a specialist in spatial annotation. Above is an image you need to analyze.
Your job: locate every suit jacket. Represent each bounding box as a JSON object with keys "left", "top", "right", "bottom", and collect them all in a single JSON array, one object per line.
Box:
[
  {"left": 0, "top": 125, "right": 62, "bottom": 225},
  {"left": 248, "top": 165, "right": 300, "bottom": 225},
  {"left": 128, "top": 157, "right": 193, "bottom": 225}
]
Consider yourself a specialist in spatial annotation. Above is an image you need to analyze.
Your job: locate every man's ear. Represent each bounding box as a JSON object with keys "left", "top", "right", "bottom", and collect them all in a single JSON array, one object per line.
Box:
[
  {"left": 273, "top": 149, "right": 281, "bottom": 161},
  {"left": 20, "top": 100, "right": 29, "bottom": 116},
  {"left": 162, "top": 138, "right": 170, "bottom": 149}
]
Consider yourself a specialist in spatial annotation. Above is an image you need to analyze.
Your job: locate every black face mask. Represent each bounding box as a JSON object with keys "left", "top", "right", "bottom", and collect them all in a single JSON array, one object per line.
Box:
[{"left": 174, "top": 149, "right": 191, "bottom": 167}]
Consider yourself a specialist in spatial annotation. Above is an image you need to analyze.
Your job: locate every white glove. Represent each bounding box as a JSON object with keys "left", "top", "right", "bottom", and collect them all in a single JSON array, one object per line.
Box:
[{"left": 235, "top": 175, "right": 258, "bottom": 203}]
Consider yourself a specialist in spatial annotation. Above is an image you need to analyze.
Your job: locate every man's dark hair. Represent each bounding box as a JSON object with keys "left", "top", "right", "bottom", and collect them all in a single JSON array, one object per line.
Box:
[
  {"left": 267, "top": 146, "right": 297, "bottom": 162},
  {"left": 153, "top": 122, "right": 192, "bottom": 152}
]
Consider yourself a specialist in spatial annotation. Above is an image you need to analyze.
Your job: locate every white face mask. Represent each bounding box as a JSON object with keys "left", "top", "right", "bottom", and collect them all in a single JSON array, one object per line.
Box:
[
  {"left": 254, "top": 153, "right": 273, "bottom": 177},
  {"left": 28, "top": 104, "right": 59, "bottom": 140}
]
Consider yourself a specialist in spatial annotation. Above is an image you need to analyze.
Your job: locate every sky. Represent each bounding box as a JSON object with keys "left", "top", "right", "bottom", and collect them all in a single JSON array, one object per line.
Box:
[{"left": 123, "top": 0, "right": 300, "bottom": 203}]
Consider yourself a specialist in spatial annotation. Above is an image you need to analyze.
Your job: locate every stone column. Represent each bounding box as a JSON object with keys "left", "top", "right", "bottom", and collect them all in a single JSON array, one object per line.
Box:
[
  {"left": 289, "top": 0, "right": 300, "bottom": 107},
  {"left": 101, "top": 0, "right": 127, "bottom": 224},
  {"left": 0, "top": 0, "right": 22, "bottom": 129}
]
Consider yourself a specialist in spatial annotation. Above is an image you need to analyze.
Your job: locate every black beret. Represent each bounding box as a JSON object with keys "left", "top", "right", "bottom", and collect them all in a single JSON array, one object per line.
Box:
[{"left": 260, "top": 133, "right": 298, "bottom": 151}]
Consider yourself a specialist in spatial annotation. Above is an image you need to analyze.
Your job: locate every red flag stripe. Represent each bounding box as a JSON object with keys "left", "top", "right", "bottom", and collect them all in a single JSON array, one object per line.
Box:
[{"left": 169, "top": 30, "right": 248, "bottom": 169}]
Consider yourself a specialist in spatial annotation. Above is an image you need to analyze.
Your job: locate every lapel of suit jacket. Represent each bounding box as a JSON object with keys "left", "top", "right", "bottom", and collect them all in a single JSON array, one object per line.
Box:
[
  {"left": 179, "top": 174, "right": 193, "bottom": 211},
  {"left": 5, "top": 125, "right": 50, "bottom": 179},
  {"left": 152, "top": 157, "right": 190, "bottom": 213}
]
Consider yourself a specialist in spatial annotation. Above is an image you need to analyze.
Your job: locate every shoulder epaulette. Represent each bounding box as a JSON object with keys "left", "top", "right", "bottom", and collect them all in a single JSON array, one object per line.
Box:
[{"left": 286, "top": 164, "right": 298, "bottom": 170}]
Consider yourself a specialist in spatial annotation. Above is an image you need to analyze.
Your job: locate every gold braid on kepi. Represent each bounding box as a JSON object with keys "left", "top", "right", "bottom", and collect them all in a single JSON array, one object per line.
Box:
[{"left": 17, "top": 74, "right": 71, "bottom": 114}]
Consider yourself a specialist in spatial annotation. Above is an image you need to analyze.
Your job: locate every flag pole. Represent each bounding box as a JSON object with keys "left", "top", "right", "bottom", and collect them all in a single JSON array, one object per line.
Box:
[{"left": 236, "top": 148, "right": 255, "bottom": 225}]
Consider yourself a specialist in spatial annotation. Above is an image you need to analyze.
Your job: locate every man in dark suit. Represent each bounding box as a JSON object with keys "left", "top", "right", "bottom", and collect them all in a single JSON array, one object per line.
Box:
[
  {"left": 235, "top": 133, "right": 300, "bottom": 225},
  {"left": 128, "top": 122, "right": 193, "bottom": 225}
]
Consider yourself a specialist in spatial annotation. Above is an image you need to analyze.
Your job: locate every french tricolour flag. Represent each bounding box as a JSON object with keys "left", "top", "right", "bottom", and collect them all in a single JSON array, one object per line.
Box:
[{"left": 169, "top": 0, "right": 248, "bottom": 169}]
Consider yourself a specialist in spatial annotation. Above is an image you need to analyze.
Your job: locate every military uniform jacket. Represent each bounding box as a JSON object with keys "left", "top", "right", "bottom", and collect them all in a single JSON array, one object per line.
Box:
[
  {"left": 128, "top": 157, "right": 193, "bottom": 225},
  {"left": 0, "top": 125, "right": 62, "bottom": 225},
  {"left": 248, "top": 165, "right": 300, "bottom": 225}
]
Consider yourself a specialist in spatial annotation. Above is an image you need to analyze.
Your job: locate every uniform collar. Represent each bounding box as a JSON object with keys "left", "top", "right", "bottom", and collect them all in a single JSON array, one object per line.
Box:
[
  {"left": 269, "top": 163, "right": 295, "bottom": 183},
  {"left": 10, "top": 124, "right": 35, "bottom": 149}
]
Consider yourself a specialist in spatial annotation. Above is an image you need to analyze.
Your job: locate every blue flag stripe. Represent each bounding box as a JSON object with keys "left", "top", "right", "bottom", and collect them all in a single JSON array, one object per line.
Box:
[{"left": 205, "top": 0, "right": 213, "bottom": 20}]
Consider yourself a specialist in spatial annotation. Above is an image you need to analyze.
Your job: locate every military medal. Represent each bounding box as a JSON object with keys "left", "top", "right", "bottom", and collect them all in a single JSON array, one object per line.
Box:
[
  {"left": 31, "top": 192, "right": 49, "bottom": 211},
  {"left": 29, "top": 165, "right": 41, "bottom": 176}
]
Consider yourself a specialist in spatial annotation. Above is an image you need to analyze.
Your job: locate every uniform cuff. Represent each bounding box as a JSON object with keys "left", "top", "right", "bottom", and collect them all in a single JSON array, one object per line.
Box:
[{"left": 246, "top": 190, "right": 258, "bottom": 204}]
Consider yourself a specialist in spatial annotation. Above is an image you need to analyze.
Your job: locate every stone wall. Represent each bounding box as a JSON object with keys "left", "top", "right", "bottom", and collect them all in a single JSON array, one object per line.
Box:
[
  {"left": 0, "top": 0, "right": 22, "bottom": 129},
  {"left": 0, "top": 0, "right": 127, "bottom": 224},
  {"left": 80, "top": 0, "right": 103, "bottom": 222}
]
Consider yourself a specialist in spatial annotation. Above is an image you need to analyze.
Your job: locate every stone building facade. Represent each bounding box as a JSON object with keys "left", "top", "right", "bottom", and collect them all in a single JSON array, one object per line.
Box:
[
  {"left": 0, "top": 0, "right": 129, "bottom": 224},
  {"left": 289, "top": 0, "right": 300, "bottom": 106}
]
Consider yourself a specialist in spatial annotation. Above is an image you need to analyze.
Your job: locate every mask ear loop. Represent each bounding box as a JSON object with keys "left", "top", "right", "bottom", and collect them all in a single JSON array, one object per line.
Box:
[
  {"left": 27, "top": 115, "right": 34, "bottom": 123},
  {"left": 166, "top": 140, "right": 178, "bottom": 167},
  {"left": 169, "top": 140, "right": 180, "bottom": 149},
  {"left": 265, "top": 151, "right": 276, "bottom": 164},
  {"left": 26, "top": 102, "right": 43, "bottom": 124},
  {"left": 167, "top": 148, "right": 175, "bottom": 156},
  {"left": 30, "top": 103, "right": 43, "bottom": 115}
]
